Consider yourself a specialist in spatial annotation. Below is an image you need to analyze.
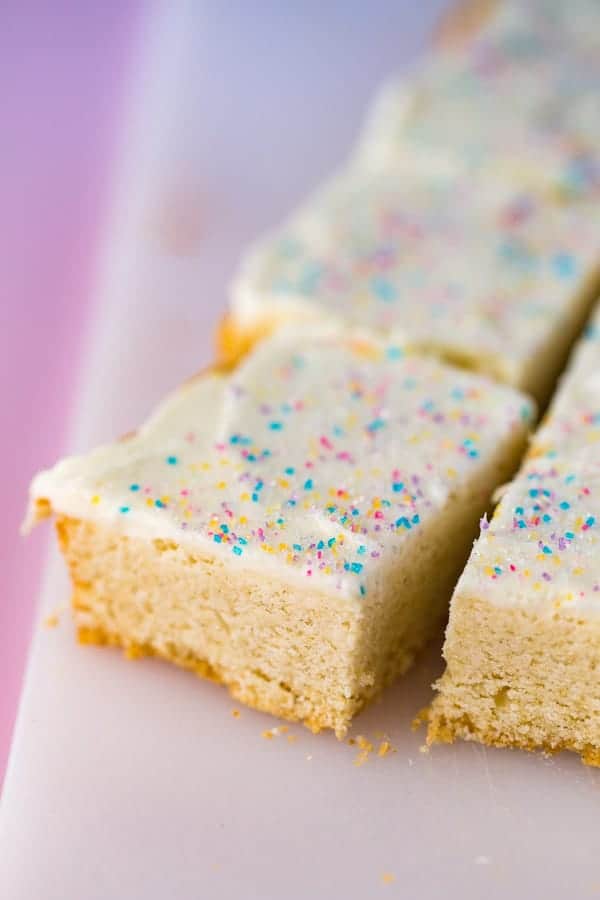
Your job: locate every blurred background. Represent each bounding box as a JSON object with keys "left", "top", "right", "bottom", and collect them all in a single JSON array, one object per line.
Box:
[{"left": 0, "top": 0, "right": 449, "bottom": 784}]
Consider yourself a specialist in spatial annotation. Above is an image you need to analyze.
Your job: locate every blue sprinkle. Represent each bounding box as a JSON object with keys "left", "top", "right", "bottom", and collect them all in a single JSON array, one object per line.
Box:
[
  {"left": 213, "top": 534, "right": 222, "bottom": 543},
  {"left": 166, "top": 455, "right": 178, "bottom": 465},
  {"left": 119, "top": 506, "right": 130, "bottom": 514},
  {"left": 357, "top": 545, "right": 366, "bottom": 555},
  {"left": 220, "top": 524, "right": 229, "bottom": 533},
  {"left": 560, "top": 501, "right": 570, "bottom": 510},
  {"left": 327, "top": 537, "right": 336, "bottom": 548},
  {"left": 542, "top": 545, "right": 552, "bottom": 555},
  {"left": 529, "top": 489, "right": 539, "bottom": 497},
  {"left": 293, "top": 543, "right": 303, "bottom": 552},
  {"left": 232, "top": 545, "right": 242, "bottom": 556},
  {"left": 371, "top": 277, "right": 397, "bottom": 303},
  {"left": 412, "top": 514, "right": 420, "bottom": 525},
  {"left": 386, "top": 346, "right": 403, "bottom": 360},
  {"left": 269, "top": 421, "right": 283, "bottom": 431},
  {"left": 542, "top": 514, "right": 552, "bottom": 523},
  {"left": 360, "top": 584, "right": 366, "bottom": 597},
  {"left": 155, "top": 499, "right": 165, "bottom": 509},
  {"left": 395, "top": 516, "right": 412, "bottom": 529},
  {"left": 552, "top": 252, "right": 576, "bottom": 279},
  {"left": 367, "top": 418, "right": 385, "bottom": 432},
  {"left": 392, "top": 482, "right": 404, "bottom": 492},
  {"left": 304, "top": 478, "right": 314, "bottom": 490},
  {"left": 285, "top": 466, "right": 295, "bottom": 475},
  {"left": 515, "top": 506, "right": 524, "bottom": 515},
  {"left": 317, "top": 540, "right": 325, "bottom": 550},
  {"left": 129, "top": 483, "right": 140, "bottom": 492},
  {"left": 587, "top": 516, "right": 596, "bottom": 528}
]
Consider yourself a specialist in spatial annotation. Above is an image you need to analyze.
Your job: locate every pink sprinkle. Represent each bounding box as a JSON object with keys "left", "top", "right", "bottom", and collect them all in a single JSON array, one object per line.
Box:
[
  {"left": 320, "top": 435, "right": 333, "bottom": 450},
  {"left": 374, "top": 510, "right": 384, "bottom": 519}
]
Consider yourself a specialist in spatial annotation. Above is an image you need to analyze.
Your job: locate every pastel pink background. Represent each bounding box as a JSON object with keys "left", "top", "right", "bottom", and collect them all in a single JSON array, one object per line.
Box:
[{"left": 0, "top": 1, "right": 142, "bottom": 783}]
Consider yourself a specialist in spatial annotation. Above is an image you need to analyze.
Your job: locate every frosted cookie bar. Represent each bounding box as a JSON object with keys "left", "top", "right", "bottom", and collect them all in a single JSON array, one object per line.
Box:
[
  {"left": 227, "top": 168, "right": 600, "bottom": 404},
  {"left": 428, "top": 305, "right": 600, "bottom": 764},
  {"left": 358, "top": 2, "right": 600, "bottom": 196},
  {"left": 26, "top": 331, "right": 533, "bottom": 737}
]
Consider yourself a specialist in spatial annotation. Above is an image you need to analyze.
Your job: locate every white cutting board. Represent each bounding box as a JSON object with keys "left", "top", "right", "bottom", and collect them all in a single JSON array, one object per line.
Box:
[{"left": 2, "top": 3, "right": 600, "bottom": 898}]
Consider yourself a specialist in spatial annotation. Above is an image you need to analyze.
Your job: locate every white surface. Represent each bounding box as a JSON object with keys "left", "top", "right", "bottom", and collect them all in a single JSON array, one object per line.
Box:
[{"left": 3, "top": 3, "right": 600, "bottom": 898}]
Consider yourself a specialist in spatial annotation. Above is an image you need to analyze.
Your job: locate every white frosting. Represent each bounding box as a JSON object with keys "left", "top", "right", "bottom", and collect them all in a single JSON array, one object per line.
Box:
[{"left": 28, "top": 330, "right": 533, "bottom": 601}]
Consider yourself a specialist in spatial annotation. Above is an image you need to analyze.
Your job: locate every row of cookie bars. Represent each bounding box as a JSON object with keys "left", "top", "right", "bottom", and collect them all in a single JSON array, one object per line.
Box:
[
  {"left": 224, "top": 0, "right": 600, "bottom": 406},
  {"left": 25, "top": 1, "right": 600, "bottom": 751}
]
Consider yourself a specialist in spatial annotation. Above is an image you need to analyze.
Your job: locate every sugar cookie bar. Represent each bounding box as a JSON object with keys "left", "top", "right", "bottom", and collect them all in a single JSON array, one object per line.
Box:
[
  {"left": 227, "top": 168, "right": 600, "bottom": 404},
  {"left": 428, "top": 305, "right": 600, "bottom": 764},
  {"left": 359, "top": 1, "right": 600, "bottom": 196},
  {"left": 26, "top": 331, "right": 533, "bottom": 737}
]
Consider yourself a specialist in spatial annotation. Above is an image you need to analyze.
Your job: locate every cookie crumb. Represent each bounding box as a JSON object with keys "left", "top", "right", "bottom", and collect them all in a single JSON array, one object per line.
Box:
[
  {"left": 231, "top": 709, "right": 241, "bottom": 718},
  {"left": 381, "top": 872, "right": 396, "bottom": 886},
  {"left": 378, "top": 740, "right": 392, "bottom": 758},
  {"left": 44, "top": 614, "right": 60, "bottom": 628},
  {"left": 354, "top": 734, "right": 374, "bottom": 766},
  {"left": 411, "top": 706, "right": 430, "bottom": 731}
]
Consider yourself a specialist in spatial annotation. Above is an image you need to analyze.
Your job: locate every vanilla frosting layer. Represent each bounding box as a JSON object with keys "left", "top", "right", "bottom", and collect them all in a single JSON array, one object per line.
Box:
[
  {"left": 28, "top": 331, "right": 533, "bottom": 601},
  {"left": 232, "top": 168, "right": 600, "bottom": 390},
  {"left": 455, "top": 303, "right": 600, "bottom": 618}
]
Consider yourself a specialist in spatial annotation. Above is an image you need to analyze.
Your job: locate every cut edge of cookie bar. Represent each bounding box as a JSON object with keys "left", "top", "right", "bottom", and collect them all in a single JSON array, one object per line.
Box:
[{"left": 426, "top": 594, "right": 600, "bottom": 766}]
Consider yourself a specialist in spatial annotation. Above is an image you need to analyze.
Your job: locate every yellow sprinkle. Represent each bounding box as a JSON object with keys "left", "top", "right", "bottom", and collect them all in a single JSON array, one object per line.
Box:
[
  {"left": 216, "top": 481, "right": 227, "bottom": 489},
  {"left": 44, "top": 614, "right": 59, "bottom": 628},
  {"left": 91, "top": 495, "right": 101, "bottom": 505},
  {"left": 381, "top": 873, "right": 396, "bottom": 886}
]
